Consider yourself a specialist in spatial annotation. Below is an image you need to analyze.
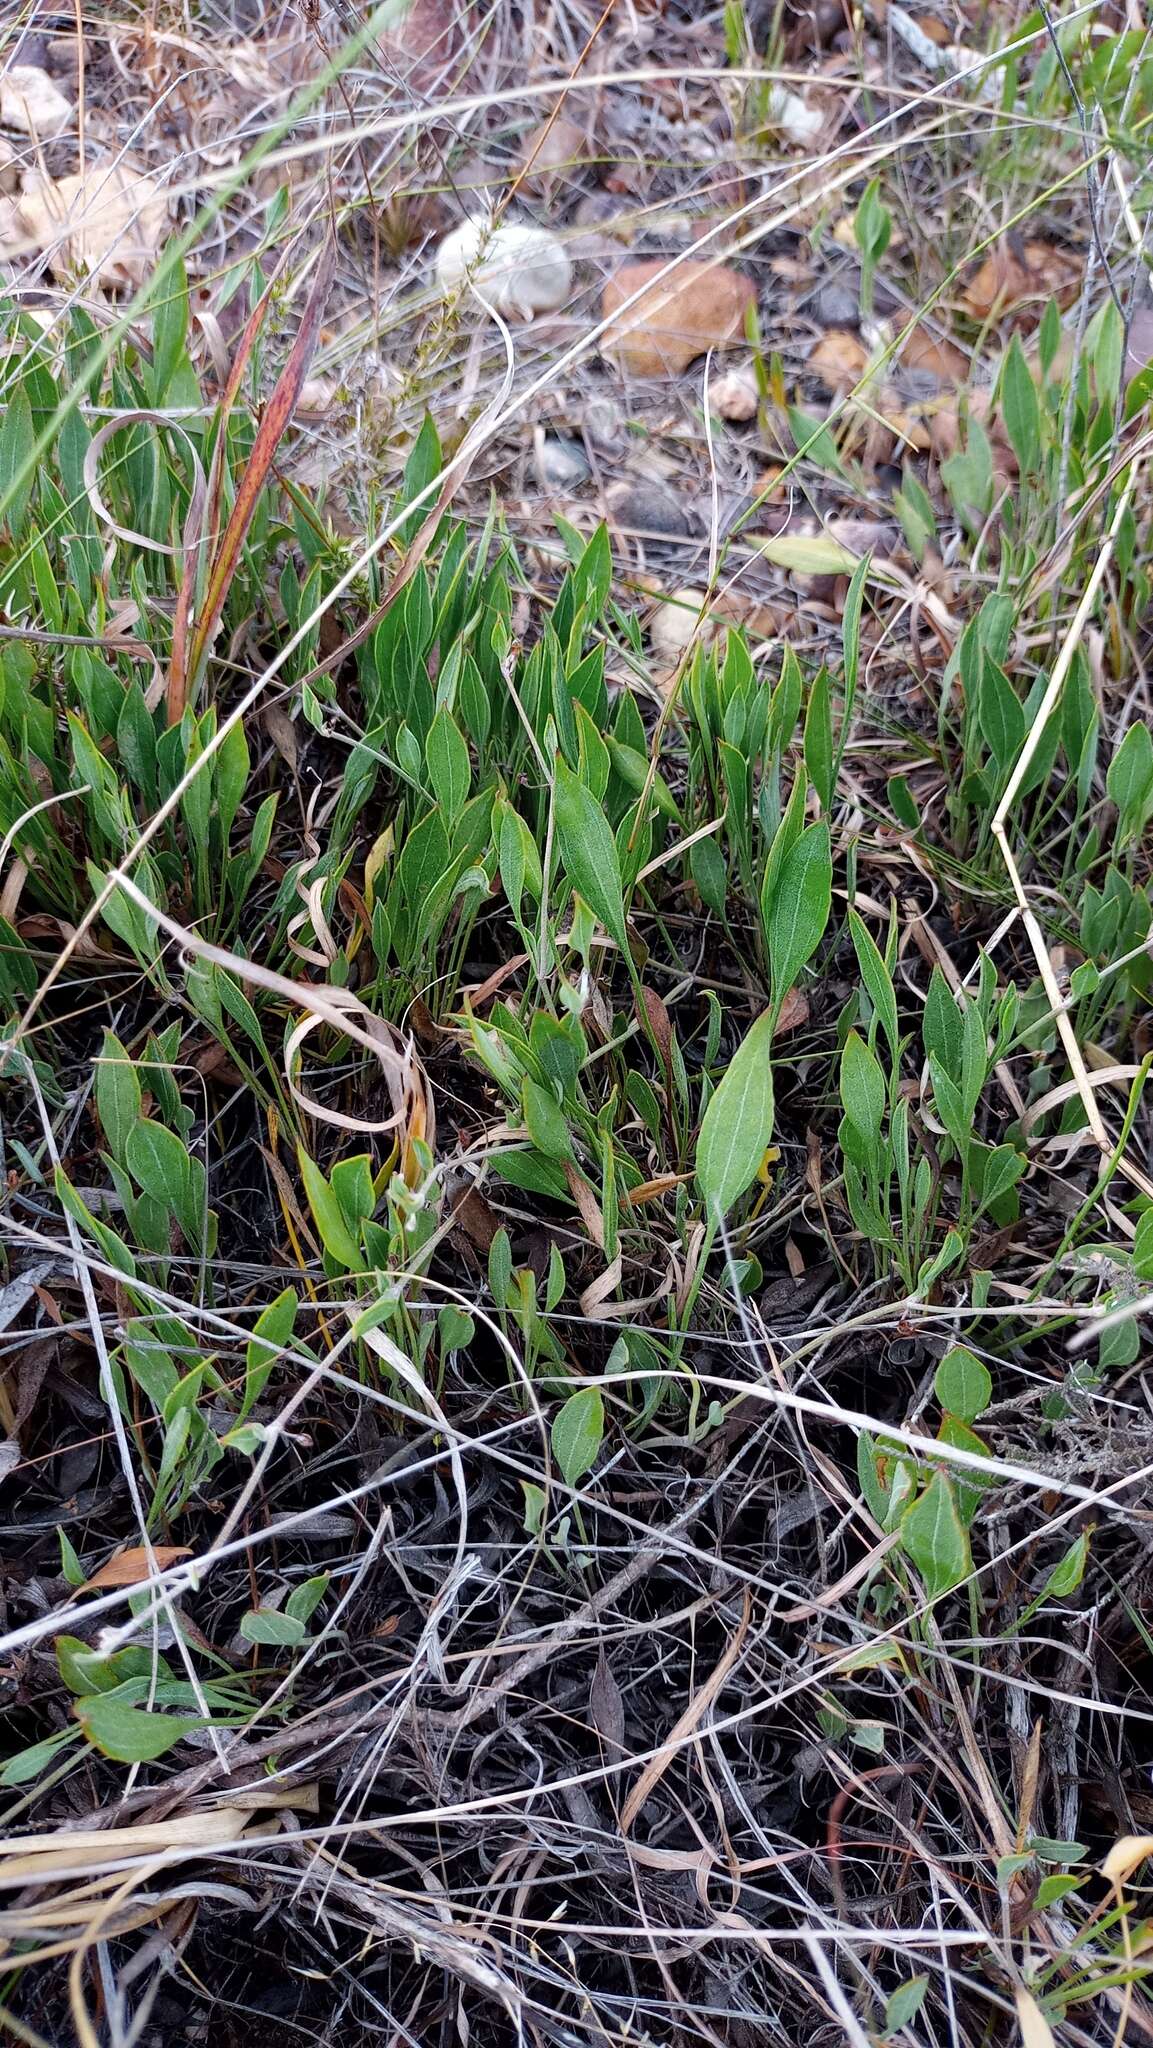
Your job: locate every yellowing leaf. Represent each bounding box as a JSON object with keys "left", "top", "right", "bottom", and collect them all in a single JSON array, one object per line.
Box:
[
  {"left": 757, "top": 534, "right": 861, "bottom": 575},
  {"left": 1014, "top": 1988, "right": 1055, "bottom": 2048},
  {"left": 1102, "top": 1835, "right": 1153, "bottom": 1886},
  {"left": 364, "top": 825, "right": 393, "bottom": 914}
]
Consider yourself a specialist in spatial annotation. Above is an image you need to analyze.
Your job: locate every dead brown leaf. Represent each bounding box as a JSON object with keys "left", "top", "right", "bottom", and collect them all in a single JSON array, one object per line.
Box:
[
  {"left": 451, "top": 1185, "right": 501, "bottom": 1254},
  {"left": 963, "top": 236, "right": 1082, "bottom": 323},
  {"left": 773, "top": 986, "right": 810, "bottom": 1036},
  {"left": 516, "top": 115, "right": 589, "bottom": 190},
  {"left": 81, "top": 1545, "right": 193, "bottom": 1591}
]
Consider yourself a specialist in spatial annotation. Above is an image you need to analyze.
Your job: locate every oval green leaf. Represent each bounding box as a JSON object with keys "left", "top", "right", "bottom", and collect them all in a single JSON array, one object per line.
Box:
[{"left": 695, "top": 1008, "right": 776, "bottom": 1219}]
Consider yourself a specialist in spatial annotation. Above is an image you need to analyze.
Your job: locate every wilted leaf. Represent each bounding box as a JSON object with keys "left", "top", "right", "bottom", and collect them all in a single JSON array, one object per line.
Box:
[
  {"left": 1014, "top": 1988, "right": 1056, "bottom": 2048},
  {"left": 963, "top": 237, "right": 1081, "bottom": 323},
  {"left": 1101, "top": 1835, "right": 1153, "bottom": 1887},
  {"left": 757, "top": 533, "right": 861, "bottom": 575},
  {"left": 81, "top": 1545, "right": 192, "bottom": 1592}
]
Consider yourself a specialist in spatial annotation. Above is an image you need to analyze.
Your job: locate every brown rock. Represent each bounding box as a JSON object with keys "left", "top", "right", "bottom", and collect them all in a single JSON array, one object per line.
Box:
[
  {"left": 708, "top": 364, "right": 759, "bottom": 420},
  {"left": 517, "top": 115, "right": 589, "bottom": 188},
  {"left": 601, "top": 258, "right": 757, "bottom": 376},
  {"left": 899, "top": 327, "right": 969, "bottom": 387},
  {"left": 18, "top": 161, "right": 167, "bottom": 288},
  {"left": 809, "top": 328, "right": 868, "bottom": 392}
]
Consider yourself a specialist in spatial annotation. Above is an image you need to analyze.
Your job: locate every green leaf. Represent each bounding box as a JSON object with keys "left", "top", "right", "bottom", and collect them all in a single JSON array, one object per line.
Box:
[
  {"left": 767, "top": 821, "right": 831, "bottom": 1007},
  {"left": 239, "top": 1607, "right": 306, "bottom": 1647},
  {"left": 243, "top": 1286, "right": 297, "bottom": 1417},
  {"left": 521, "top": 1480, "right": 547, "bottom": 1537},
  {"left": 1038, "top": 1530, "right": 1090, "bottom": 1601},
  {"left": 57, "top": 1636, "right": 118, "bottom": 1696},
  {"left": 884, "top": 1975, "right": 929, "bottom": 2034},
  {"left": 330, "top": 1153, "right": 376, "bottom": 1232},
  {"left": 298, "top": 1151, "right": 364, "bottom": 1270},
  {"left": 1029, "top": 1835, "right": 1086, "bottom": 1865},
  {"left": 1000, "top": 334, "right": 1041, "bottom": 474},
  {"left": 1108, "top": 722, "right": 1153, "bottom": 842},
  {"left": 55, "top": 1166, "right": 137, "bottom": 1278},
  {"left": 1035, "top": 1872, "right": 1084, "bottom": 1907},
  {"left": 554, "top": 753, "right": 629, "bottom": 954},
  {"left": 854, "top": 176, "right": 891, "bottom": 262},
  {"left": 979, "top": 660, "right": 1025, "bottom": 773},
  {"left": 922, "top": 968, "right": 962, "bottom": 1080},
  {"left": 933, "top": 1415, "right": 994, "bottom": 1528},
  {"left": 848, "top": 909, "right": 898, "bottom": 1055},
  {"left": 0, "top": 383, "right": 34, "bottom": 537},
  {"left": 488, "top": 1227, "right": 512, "bottom": 1307},
  {"left": 522, "top": 1077, "right": 574, "bottom": 1162},
  {"left": 426, "top": 704, "right": 471, "bottom": 820},
  {"left": 285, "top": 1572, "right": 329, "bottom": 1624},
  {"left": 900, "top": 1470, "right": 970, "bottom": 1600},
  {"left": 978, "top": 1142, "right": 1026, "bottom": 1212},
  {"left": 840, "top": 1030, "right": 886, "bottom": 1149},
  {"left": 126, "top": 1118, "right": 189, "bottom": 1208},
  {"left": 95, "top": 1031, "right": 141, "bottom": 1167},
  {"left": 551, "top": 1385, "right": 604, "bottom": 1488},
  {"left": 214, "top": 716, "right": 250, "bottom": 841},
  {"left": 76, "top": 1691, "right": 202, "bottom": 1763},
  {"left": 934, "top": 1346, "right": 992, "bottom": 1422},
  {"left": 695, "top": 1008, "right": 776, "bottom": 1218},
  {"left": 151, "top": 258, "right": 190, "bottom": 402},
  {"left": 438, "top": 1305, "right": 475, "bottom": 1353},
  {"left": 1, "top": 1728, "right": 80, "bottom": 1787},
  {"left": 690, "top": 834, "right": 728, "bottom": 918},
  {"left": 804, "top": 672, "right": 833, "bottom": 810},
  {"left": 1130, "top": 1212, "right": 1153, "bottom": 1277},
  {"left": 58, "top": 1527, "right": 85, "bottom": 1586}
]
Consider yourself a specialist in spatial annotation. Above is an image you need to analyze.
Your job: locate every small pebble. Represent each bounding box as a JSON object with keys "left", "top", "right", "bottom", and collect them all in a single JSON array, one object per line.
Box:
[
  {"left": 814, "top": 280, "right": 860, "bottom": 328},
  {"left": 517, "top": 115, "right": 589, "bottom": 189},
  {"left": 708, "top": 365, "right": 759, "bottom": 421},
  {"left": 536, "top": 434, "right": 590, "bottom": 490},
  {"left": 650, "top": 589, "right": 709, "bottom": 660},
  {"left": 608, "top": 478, "right": 694, "bottom": 540}
]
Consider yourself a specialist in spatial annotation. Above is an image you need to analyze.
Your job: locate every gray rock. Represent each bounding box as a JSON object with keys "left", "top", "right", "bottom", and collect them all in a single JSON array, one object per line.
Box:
[
  {"left": 536, "top": 435, "right": 591, "bottom": 490},
  {"left": 608, "top": 478, "right": 694, "bottom": 539},
  {"left": 814, "top": 280, "right": 860, "bottom": 328}
]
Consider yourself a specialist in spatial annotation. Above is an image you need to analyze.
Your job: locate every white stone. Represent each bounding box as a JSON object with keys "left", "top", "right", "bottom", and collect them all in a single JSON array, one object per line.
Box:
[{"left": 435, "top": 219, "right": 571, "bottom": 321}]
